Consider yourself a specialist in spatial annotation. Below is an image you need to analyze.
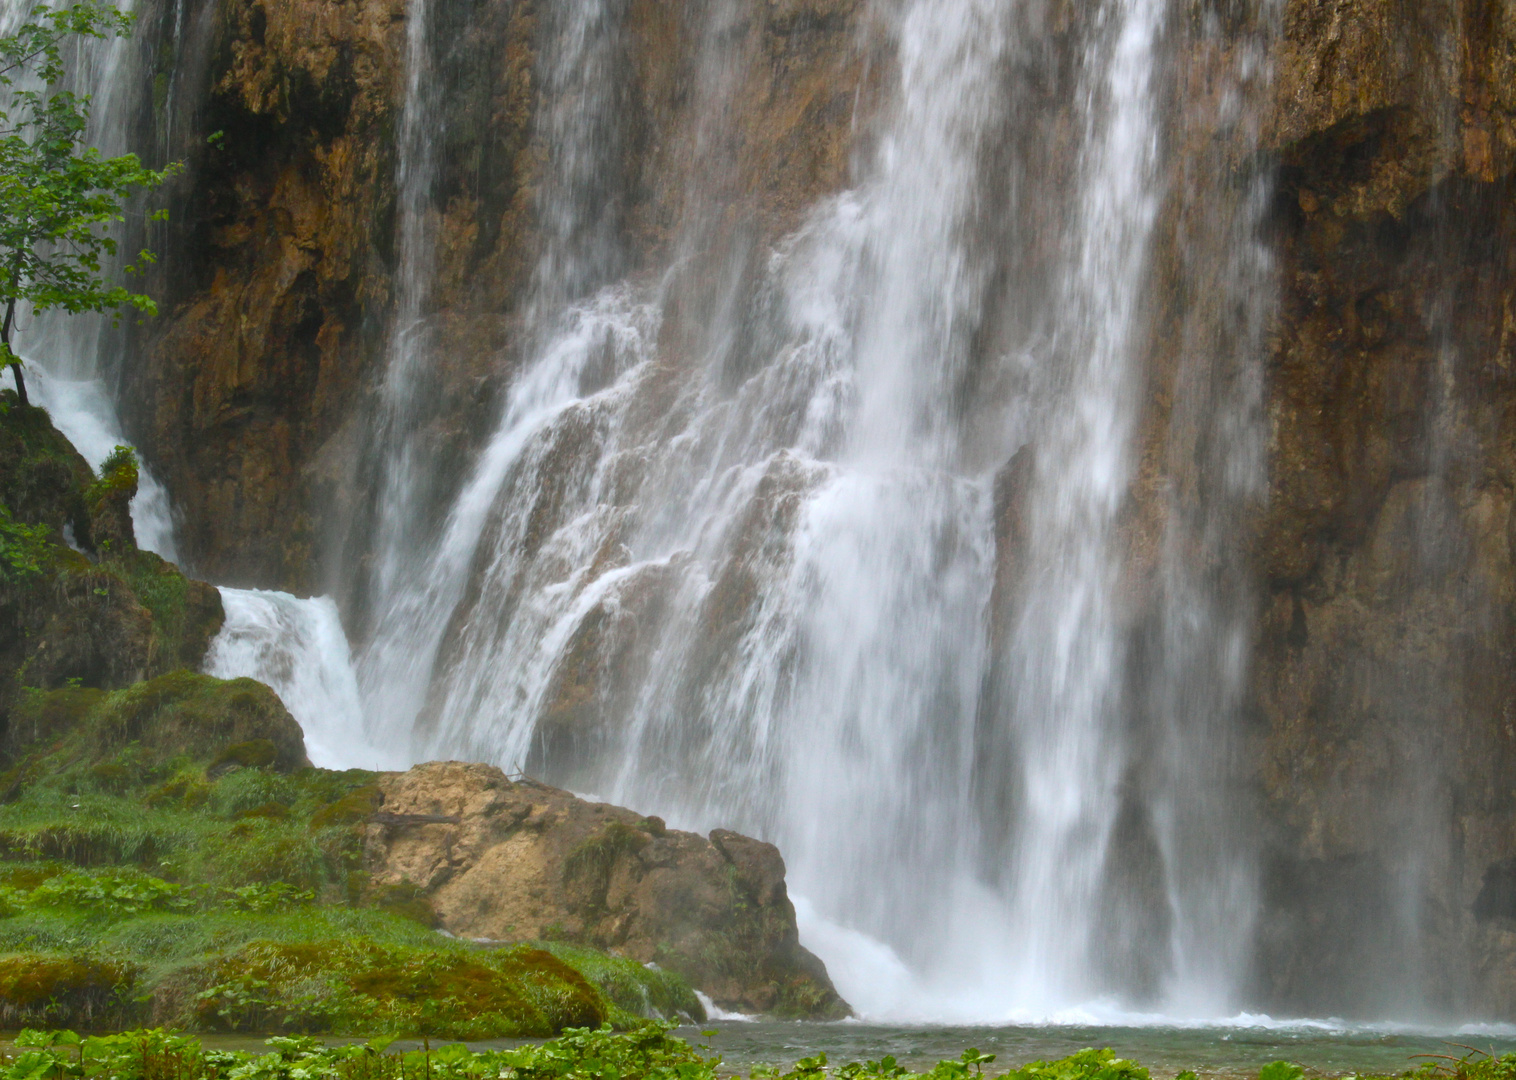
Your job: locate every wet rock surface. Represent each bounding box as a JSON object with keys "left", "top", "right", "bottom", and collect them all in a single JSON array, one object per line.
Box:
[
  {"left": 1245, "top": 0, "right": 1516, "bottom": 1018},
  {"left": 365, "top": 761, "right": 851, "bottom": 1019},
  {"left": 0, "top": 400, "right": 226, "bottom": 735}
]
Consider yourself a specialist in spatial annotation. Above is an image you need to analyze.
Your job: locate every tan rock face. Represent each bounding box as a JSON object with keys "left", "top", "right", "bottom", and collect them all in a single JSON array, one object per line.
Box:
[
  {"left": 125, "top": 0, "right": 406, "bottom": 589},
  {"left": 1246, "top": 0, "right": 1516, "bottom": 1017},
  {"left": 365, "top": 761, "right": 850, "bottom": 1018}
]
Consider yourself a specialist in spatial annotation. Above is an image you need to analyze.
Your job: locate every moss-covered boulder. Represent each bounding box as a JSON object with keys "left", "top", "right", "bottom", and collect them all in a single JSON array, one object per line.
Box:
[
  {"left": 0, "top": 395, "right": 94, "bottom": 548},
  {"left": 10, "top": 671, "right": 308, "bottom": 774},
  {"left": 0, "top": 953, "right": 139, "bottom": 1028},
  {"left": 182, "top": 940, "right": 608, "bottom": 1037},
  {"left": 367, "top": 762, "right": 850, "bottom": 1019}
]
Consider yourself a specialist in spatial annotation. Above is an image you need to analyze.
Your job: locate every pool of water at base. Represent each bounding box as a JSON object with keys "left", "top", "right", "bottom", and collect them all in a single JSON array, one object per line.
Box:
[
  {"left": 6, "top": 1023, "right": 1513, "bottom": 1078},
  {"left": 667, "top": 1022, "right": 1516, "bottom": 1078}
]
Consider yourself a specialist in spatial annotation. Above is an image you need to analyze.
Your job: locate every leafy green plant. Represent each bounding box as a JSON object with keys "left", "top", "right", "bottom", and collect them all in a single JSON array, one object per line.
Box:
[
  {"left": 27, "top": 869, "right": 191, "bottom": 916},
  {"left": 1259, "top": 1063, "right": 1304, "bottom": 1080},
  {"left": 0, "top": 502, "right": 50, "bottom": 581},
  {"left": 0, "top": 3, "right": 180, "bottom": 404},
  {"left": 87, "top": 445, "right": 136, "bottom": 493}
]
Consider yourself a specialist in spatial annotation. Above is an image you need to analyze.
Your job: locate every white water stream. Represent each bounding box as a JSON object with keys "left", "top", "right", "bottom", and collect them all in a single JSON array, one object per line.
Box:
[{"left": 293, "top": 0, "right": 1267, "bottom": 1020}]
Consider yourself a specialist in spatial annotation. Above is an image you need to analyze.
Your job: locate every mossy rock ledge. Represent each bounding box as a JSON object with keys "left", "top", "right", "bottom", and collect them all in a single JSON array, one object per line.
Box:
[
  {"left": 367, "top": 761, "right": 852, "bottom": 1019},
  {"left": 0, "top": 396, "right": 225, "bottom": 739}
]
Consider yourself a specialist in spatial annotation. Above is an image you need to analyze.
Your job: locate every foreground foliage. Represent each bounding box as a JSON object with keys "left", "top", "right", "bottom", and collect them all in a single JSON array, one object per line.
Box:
[
  {"left": 0, "top": 1027, "right": 1503, "bottom": 1080},
  {"left": 0, "top": 694, "right": 699, "bottom": 1034}
]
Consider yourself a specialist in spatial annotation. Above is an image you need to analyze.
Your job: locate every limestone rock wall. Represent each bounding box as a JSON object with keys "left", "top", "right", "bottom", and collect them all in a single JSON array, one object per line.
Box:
[
  {"left": 121, "top": 0, "right": 872, "bottom": 593},
  {"left": 1246, "top": 0, "right": 1516, "bottom": 1018},
  {"left": 111, "top": 0, "right": 1516, "bottom": 1019}
]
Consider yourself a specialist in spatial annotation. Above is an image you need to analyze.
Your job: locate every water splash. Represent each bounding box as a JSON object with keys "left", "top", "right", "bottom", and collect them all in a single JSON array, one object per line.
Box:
[{"left": 205, "top": 588, "right": 402, "bottom": 769}]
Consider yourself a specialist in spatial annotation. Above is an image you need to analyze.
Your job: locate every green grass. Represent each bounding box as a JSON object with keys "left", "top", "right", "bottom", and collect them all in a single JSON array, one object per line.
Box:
[{"left": 0, "top": 681, "right": 705, "bottom": 1036}]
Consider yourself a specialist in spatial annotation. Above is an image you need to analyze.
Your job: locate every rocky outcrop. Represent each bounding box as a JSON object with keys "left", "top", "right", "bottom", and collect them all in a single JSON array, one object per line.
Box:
[
  {"left": 0, "top": 399, "right": 226, "bottom": 741},
  {"left": 364, "top": 761, "right": 850, "bottom": 1019}
]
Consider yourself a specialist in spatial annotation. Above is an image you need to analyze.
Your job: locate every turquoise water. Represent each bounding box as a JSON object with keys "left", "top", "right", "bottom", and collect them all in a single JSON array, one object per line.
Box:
[{"left": 671, "top": 1022, "right": 1516, "bottom": 1078}]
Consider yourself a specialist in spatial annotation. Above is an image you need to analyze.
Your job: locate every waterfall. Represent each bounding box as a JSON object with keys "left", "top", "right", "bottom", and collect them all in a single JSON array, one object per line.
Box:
[
  {"left": 315, "top": 0, "right": 1278, "bottom": 1019},
  {"left": 204, "top": 589, "right": 398, "bottom": 769},
  {"left": 353, "top": 0, "right": 637, "bottom": 749}
]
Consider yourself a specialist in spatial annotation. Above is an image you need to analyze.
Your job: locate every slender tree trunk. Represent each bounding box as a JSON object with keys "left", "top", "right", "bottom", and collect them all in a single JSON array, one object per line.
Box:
[{"left": 2, "top": 295, "right": 23, "bottom": 406}]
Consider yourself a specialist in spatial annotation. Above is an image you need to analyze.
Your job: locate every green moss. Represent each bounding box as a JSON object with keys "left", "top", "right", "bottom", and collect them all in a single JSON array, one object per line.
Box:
[
  {"left": 209, "top": 738, "right": 278, "bottom": 773},
  {"left": 144, "top": 771, "right": 211, "bottom": 811},
  {"left": 0, "top": 952, "right": 139, "bottom": 1027},
  {"left": 537, "top": 941, "right": 705, "bottom": 1023},
  {"left": 0, "top": 397, "right": 93, "bottom": 545},
  {"left": 366, "top": 881, "right": 437, "bottom": 928},
  {"left": 185, "top": 940, "right": 608, "bottom": 1038},
  {"left": 309, "top": 785, "right": 381, "bottom": 829},
  {"left": 564, "top": 821, "right": 650, "bottom": 912}
]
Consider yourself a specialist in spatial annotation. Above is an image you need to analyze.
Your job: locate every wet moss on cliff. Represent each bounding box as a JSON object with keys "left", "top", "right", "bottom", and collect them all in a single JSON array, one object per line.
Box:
[{"left": 0, "top": 401, "right": 226, "bottom": 740}]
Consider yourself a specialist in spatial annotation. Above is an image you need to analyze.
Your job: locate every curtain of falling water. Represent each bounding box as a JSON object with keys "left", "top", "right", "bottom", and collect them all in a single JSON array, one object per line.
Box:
[
  {"left": 329, "top": 0, "right": 1279, "bottom": 1018},
  {"left": 990, "top": 0, "right": 1166, "bottom": 1005},
  {"left": 352, "top": 0, "right": 634, "bottom": 742}
]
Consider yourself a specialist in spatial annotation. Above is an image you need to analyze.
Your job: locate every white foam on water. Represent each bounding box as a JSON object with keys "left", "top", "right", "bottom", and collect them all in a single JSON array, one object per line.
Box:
[
  {"left": 205, "top": 587, "right": 404, "bottom": 771},
  {"left": 696, "top": 991, "right": 758, "bottom": 1023}
]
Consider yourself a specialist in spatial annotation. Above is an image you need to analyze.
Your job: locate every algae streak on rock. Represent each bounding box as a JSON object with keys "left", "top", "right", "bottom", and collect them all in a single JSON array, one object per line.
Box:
[{"left": 366, "top": 761, "right": 850, "bottom": 1019}]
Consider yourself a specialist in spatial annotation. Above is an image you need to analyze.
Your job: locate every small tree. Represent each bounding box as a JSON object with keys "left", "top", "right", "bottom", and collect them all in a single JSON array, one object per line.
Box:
[{"left": 0, "top": 1, "right": 176, "bottom": 405}]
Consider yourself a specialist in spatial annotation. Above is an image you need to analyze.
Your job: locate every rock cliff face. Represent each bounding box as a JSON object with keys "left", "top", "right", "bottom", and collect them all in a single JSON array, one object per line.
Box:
[
  {"left": 123, "top": 0, "right": 872, "bottom": 593},
  {"left": 364, "top": 760, "right": 850, "bottom": 1018},
  {"left": 1246, "top": 0, "right": 1516, "bottom": 1018}
]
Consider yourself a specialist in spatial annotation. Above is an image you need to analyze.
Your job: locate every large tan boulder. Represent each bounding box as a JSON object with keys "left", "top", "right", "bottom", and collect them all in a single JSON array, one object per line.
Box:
[{"left": 363, "top": 761, "right": 849, "bottom": 1019}]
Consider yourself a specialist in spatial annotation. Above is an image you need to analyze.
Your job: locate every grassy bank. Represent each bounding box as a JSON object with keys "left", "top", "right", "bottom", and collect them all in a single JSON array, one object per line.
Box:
[
  {"left": 0, "top": 675, "right": 702, "bottom": 1036},
  {"left": 0, "top": 1025, "right": 1503, "bottom": 1080}
]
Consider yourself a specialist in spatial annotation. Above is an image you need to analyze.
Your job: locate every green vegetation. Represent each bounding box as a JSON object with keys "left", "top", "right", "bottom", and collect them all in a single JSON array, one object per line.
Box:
[
  {"left": 0, "top": 675, "right": 701, "bottom": 1037},
  {"left": 0, "top": 2, "right": 178, "bottom": 405},
  {"left": 0, "top": 502, "right": 49, "bottom": 581},
  {"left": 0, "top": 1030, "right": 1504, "bottom": 1080}
]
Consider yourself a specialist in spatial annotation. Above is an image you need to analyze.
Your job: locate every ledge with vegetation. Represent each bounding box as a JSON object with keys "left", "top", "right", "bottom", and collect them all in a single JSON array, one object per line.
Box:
[{"left": 0, "top": 399, "right": 702, "bottom": 1038}]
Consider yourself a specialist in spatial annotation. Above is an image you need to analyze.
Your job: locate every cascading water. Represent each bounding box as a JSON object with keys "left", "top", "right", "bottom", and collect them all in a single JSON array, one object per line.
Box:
[
  {"left": 309, "top": 0, "right": 1276, "bottom": 1021},
  {"left": 353, "top": 0, "right": 636, "bottom": 744}
]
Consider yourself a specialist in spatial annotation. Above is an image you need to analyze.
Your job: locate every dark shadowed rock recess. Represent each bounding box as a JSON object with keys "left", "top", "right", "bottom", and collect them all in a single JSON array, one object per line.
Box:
[{"left": 365, "top": 761, "right": 850, "bottom": 1019}]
